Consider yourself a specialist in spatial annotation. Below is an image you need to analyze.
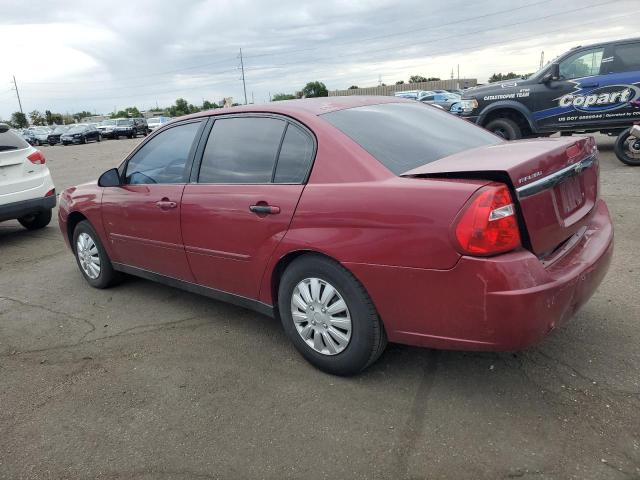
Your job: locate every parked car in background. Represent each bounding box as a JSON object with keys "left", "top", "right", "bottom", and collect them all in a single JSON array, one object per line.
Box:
[
  {"left": 48, "top": 125, "right": 70, "bottom": 145},
  {"left": 0, "top": 123, "right": 56, "bottom": 230},
  {"left": 29, "top": 127, "right": 52, "bottom": 146},
  {"left": 114, "top": 118, "right": 148, "bottom": 139},
  {"left": 147, "top": 116, "right": 171, "bottom": 132},
  {"left": 393, "top": 90, "right": 434, "bottom": 100},
  {"left": 419, "top": 92, "right": 462, "bottom": 111},
  {"left": 61, "top": 124, "right": 101, "bottom": 145},
  {"left": 98, "top": 119, "right": 117, "bottom": 139},
  {"left": 457, "top": 36, "right": 640, "bottom": 139},
  {"left": 58, "top": 97, "right": 612, "bottom": 375}
]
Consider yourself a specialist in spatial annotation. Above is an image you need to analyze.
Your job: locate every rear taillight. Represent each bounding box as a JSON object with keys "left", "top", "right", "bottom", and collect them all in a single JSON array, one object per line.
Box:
[
  {"left": 454, "top": 183, "right": 521, "bottom": 256},
  {"left": 45, "top": 189, "right": 55, "bottom": 197},
  {"left": 27, "top": 150, "right": 45, "bottom": 165}
]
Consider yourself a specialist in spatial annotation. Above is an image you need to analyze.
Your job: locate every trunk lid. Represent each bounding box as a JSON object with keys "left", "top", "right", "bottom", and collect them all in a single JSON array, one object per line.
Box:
[{"left": 402, "top": 136, "right": 599, "bottom": 257}]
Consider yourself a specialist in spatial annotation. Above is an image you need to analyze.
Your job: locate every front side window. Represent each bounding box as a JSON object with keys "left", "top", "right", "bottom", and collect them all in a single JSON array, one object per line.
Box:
[
  {"left": 125, "top": 121, "right": 202, "bottom": 185},
  {"left": 559, "top": 48, "right": 604, "bottom": 80},
  {"left": 198, "top": 117, "right": 285, "bottom": 184},
  {"left": 323, "top": 102, "right": 501, "bottom": 175}
]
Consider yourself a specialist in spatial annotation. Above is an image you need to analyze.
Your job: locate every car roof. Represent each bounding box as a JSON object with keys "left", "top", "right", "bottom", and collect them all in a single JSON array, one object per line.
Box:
[
  {"left": 182, "top": 96, "right": 413, "bottom": 120},
  {"left": 571, "top": 36, "right": 640, "bottom": 51}
]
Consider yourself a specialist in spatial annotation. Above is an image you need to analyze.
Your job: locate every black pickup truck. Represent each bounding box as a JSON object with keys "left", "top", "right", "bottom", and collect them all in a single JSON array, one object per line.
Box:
[{"left": 457, "top": 37, "right": 640, "bottom": 140}]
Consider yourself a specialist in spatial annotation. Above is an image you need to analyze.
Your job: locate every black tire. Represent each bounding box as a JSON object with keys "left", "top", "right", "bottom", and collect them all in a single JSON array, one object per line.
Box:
[
  {"left": 278, "top": 254, "right": 387, "bottom": 375},
  {"left": 614, "top": 129, "right": 640, "bottom": 166},
  {"left": 82, "top": 136, "right": 87, "bottom": 144},
  {"left": 35, "top": 139, "right": 41, "bottom": 146},
  {"left": 97, "top": 134, "right": 102, "bottom": 142},
  {"left": 72, "top": 220, "right": 121, "bottom": 289},
  {"left": 485, "top": 118, "right": 522, "bottom": 140},
  {"left": 18, "top": 209, "right": 52, "bottom": 230}
]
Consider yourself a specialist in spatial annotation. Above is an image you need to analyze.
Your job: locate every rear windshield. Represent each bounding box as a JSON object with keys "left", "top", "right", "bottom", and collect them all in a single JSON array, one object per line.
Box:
[
  {"left": 0, "top": 130, "right": 29, "bottom": 152},
  {"left": 322, "top": 102, "right": 501, "bottom": 175},
  {"left": 117, "top": 119, "right": 132, "bottom": 126}
]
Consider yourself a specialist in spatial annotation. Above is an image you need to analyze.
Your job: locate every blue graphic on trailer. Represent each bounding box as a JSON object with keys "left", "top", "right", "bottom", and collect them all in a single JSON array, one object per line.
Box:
[{"left": 533, "top": 71, "right": 640, "bottom": 120}]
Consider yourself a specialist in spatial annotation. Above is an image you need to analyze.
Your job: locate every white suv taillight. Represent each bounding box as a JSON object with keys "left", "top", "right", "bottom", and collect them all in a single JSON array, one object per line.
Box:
[{"left": 27, "top": 150, "right": 46, "bottom": 165}]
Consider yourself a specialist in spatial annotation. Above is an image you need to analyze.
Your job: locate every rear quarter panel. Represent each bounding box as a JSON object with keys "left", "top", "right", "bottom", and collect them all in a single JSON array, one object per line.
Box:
[
  {"left": 58, "top": 183, "right": 110, "bottom": 255},
  {"left": 257, "top": 115, "right": 488, "bottom": 304}
]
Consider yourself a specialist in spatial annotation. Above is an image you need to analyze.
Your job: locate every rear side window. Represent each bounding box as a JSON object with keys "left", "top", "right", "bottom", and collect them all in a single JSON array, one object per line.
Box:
[
  {"left": 125, "top": 121, "right": 202, "bottom": 184},
  {"left": 322, "top": 102, "right": 501, "bottom": 175},
  {"left": 274, "top": 124, "right": 314, "bottom": 183},
  {"left": 198, "top": 117, "right": 285, "bottom": 184},
  {"left": 611, "top": 42, "right": 640, "bottom": 73},
  {"left": 0, "top": 130, "right": 29, "bottom": 152}
]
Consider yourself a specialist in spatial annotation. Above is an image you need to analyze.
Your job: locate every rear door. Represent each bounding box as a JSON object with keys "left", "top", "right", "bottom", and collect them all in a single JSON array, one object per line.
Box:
[
  {"left": 181, "top": 115, "right": 315, "bottom": 299},
  {"left": 101, "top": 119, "right": 205, "bottom": 280}
]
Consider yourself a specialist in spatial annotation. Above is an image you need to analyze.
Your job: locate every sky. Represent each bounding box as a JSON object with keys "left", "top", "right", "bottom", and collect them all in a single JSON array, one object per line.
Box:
[{"left": 0, "top": 0, "right": 637, "bottom": 120}]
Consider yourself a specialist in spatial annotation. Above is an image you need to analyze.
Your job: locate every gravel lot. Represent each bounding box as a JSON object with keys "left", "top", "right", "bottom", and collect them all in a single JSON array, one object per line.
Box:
[{"left": 1, "top": 135, "right": 638, "bottom": 480}]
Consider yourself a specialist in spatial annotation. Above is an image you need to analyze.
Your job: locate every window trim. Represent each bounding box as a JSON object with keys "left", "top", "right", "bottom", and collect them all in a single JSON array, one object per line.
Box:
[
  {"left": 118, "top": 118, "right": 206, "bottom": 184},
  {"left": 190, "top": 112, "right": 317, "bottom": 185}
]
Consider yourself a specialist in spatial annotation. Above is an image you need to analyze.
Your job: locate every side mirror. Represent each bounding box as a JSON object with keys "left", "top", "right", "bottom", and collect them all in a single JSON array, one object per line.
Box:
[
  {"left": 542, "top": 63, "right": 560, "bottom": 83},
  {"left": 98, "top": 168, "right": 121, "bottom": 187},
  {"left": 0, "top": 123, "right": 9, "bottom": 133}
]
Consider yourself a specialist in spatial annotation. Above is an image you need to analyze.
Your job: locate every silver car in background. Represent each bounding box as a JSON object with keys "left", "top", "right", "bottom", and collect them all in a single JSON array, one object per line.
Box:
[
  {"left": 147, "top": 116, "right": 172, "bottom": 132},
  {"left": 419, "top": 92, "right": 462, "bottom": 111}
]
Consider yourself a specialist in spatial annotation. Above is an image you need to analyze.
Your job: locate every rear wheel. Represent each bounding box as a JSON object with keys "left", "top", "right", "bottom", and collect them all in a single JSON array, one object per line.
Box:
[
  {"left": 485, "top": 118, "right": 522, "bottom": 140},
  {"left": 614, "top": 128, "right": 640, "bottom": 166},
  {"left": 278, "top": 254, "right": 387, "bottom": 375},
  {"left": 72, "top": 220, "right": 120, "bottom": 288},
  {"left": 18, "top": 209, "right": 52, "bottom": 230}
]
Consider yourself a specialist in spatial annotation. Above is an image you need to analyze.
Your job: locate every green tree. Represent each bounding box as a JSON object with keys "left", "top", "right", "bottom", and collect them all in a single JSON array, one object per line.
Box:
[
  {"left": 271, "top": 93, "right": 296, "bottom": 101},
  {"left": 409, "top": 75, "right": 428, "bottom": 83},
  {"left": 395, "top": 80, "right": 405, "bottom": 85},
  {"left": 111, "top": 106, "right": 141, "bottom": 119},
  {"left": 166, "top": 98, "right": 201, "bottom": 117},
  {"left": 202, "top": 100, "right": 218, "bottom": 110},
  {"left": 10, "top": 112, "right": 28, "bottom": 128},
  {"left": 302, "top": 81, "right": 328, "bottom": 98},
  {"left": 73, "top": 110, "right": 93, "bottom": 122},
  {"left": 348, "top": 85, "right": 359, "bottom": 90},
  {"left": 426, "top": 77, "right": 440, "bottom": 81},
  {"left": 29, "top": 110, "right": 46, "bottom": 126},
  {"left": 488, "top": 72, "right": 521, "bottom": 83}
]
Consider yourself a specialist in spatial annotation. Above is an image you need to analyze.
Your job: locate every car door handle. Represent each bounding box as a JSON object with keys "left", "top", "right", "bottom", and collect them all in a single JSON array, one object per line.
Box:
[
  {"left": 249, "top": 204, "right": 280, "bottom": 215},
  {"left": 581, "top": 82, "right": 599, "bottom": 88},
  {"left": 156, "top": 198, "right": 177, "bottom": 210}
]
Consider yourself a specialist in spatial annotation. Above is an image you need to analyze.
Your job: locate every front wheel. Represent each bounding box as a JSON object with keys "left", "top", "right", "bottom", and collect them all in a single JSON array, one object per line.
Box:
[
  {"left": 485, "top": 118, "right": 522, "bottom": 140},
  {"left": 72, "top": 220, "right": 121, "bottom": 288},
  {"left": 278, "top": 254, "right": 387, "bottom": 375},
  {"left": 18, "top": 209, "right": 52, "bottom": 230},
  {"left": 614, "top": 128, "right": 640, "bottom": 166}
]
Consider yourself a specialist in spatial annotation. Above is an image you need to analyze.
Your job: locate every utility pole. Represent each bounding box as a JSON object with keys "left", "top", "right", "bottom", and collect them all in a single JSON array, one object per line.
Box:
[
  {"left": 539, "top": 51, "right": 545, "bottom": 69},
  {"left": 251, "top": 91, "right": 254, "bottom": 104},
  {"left": 457, "top": 64, "right": 460, "bottom": 89},
  {"left": 12, "top": 75, "right": 23, "bottom": 114},
  {"left": 239, "top": 48, "right": 248, "bottom": 105}
]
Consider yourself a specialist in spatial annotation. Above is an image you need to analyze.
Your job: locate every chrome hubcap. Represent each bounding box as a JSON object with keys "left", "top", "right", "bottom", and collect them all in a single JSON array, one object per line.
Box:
[
  {"left": 291, "top": 278, "right": 352, "bottom": 355},
  {"left": 76, "top": 232, "right": 101, "bottom": 279}
]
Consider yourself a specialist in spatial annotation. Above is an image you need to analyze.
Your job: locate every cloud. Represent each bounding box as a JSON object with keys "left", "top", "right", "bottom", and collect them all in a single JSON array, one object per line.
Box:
[{"left": 0, "top": 0, "right": 636, "bottom": 118}]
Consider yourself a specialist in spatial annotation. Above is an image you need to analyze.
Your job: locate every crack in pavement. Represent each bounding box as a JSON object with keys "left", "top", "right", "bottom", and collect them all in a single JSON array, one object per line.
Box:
[{"left": 0, "top": 295, "right": 210, "bottom": 358}]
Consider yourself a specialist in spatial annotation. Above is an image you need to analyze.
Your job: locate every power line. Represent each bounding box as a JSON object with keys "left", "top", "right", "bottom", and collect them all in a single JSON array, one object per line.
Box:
[{"left": 243, "top": 0, "right": 556, "bottom": 60}]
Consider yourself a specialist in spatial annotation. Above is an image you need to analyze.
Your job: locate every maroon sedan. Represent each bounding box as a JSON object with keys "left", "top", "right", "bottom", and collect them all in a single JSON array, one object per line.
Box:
[{"left": 58, "top": 97, "right": 613, "bottom": 375}]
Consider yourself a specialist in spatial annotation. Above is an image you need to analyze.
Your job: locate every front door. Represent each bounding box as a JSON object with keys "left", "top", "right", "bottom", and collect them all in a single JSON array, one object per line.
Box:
[
  {"left": 181, "top": 115, "right": 315, "bottom": 299},
  {"left": 101, "top": 120, "right": 204, "bottom": 281},
  {"left": 533, "top": 46, "right": 606, "bottom": 131}
]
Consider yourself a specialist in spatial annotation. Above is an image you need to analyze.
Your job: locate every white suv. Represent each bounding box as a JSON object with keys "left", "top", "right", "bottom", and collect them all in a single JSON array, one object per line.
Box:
[{"left": 0, "top": 124, "right": 56, "bottom": 229}]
